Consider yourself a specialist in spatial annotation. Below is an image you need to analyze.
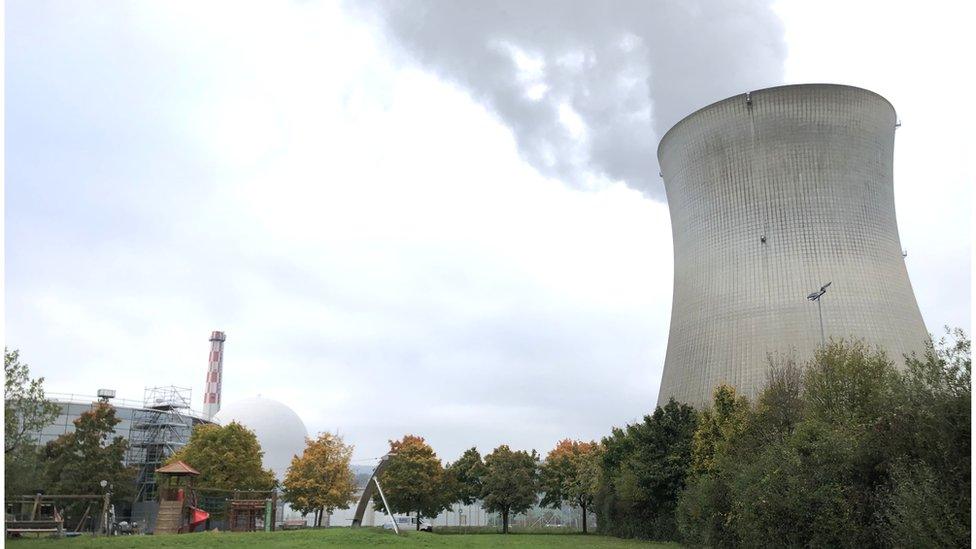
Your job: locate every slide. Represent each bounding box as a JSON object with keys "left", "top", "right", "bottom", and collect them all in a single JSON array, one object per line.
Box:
[{"left": 188, "top": 507, "right": 210, "bottom": 531}]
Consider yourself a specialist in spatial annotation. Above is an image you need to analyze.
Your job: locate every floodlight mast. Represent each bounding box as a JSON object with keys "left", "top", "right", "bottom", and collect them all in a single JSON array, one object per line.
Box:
[{"left": 806, "top": 282, "right": 832, "bottom": 347}]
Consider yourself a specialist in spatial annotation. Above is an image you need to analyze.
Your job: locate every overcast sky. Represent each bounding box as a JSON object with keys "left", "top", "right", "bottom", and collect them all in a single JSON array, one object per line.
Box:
[{"left": 5, "top": 0, "right": 973, "bottom": 463}]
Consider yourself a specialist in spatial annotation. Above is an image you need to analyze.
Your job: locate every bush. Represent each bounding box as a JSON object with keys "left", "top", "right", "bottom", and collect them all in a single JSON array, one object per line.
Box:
[
  {"left": 669, "top": 335, "right": 971, "bottom": 548},
  {"left": 675, "top": 472, "right": 733, "bottom": 548},
  {"left": 729, "top": 422, "right": 861, "bottom": 548},
  {"left": 876, "top": 460, "right": 969, "bottom": 548}
]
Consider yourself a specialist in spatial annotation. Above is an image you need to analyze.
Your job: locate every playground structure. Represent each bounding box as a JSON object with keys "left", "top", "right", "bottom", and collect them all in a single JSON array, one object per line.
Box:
[
  {"left": 193, "top": 489, "right": 280, "bottom": 532},
  {"left": 5, "top": 493, "right": 110, "bottom": 538},
  {"left": 227, "top": 497, "right": 275, "bottom": 532},
  {"left": 153, "top": 461, "right": 209, "bottom": 534},
  {"left": 152, "top": 461, "right": 279, "bottom": 534}
]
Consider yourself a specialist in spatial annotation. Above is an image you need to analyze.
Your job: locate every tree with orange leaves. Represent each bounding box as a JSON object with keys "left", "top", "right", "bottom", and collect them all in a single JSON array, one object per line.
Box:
[
  {"left": 282, "top": 432, "right": 357, "bottom": 527},
  {"left": 539, "top": 439, "right": 603, "bottom": 533}
]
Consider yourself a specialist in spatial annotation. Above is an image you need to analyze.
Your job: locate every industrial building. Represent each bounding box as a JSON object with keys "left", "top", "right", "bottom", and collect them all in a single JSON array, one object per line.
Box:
[
  {"left": 23, "top": 329, "right": 320, "bottom": 530},
  {"left": 656, "top": 83, "right": 929, "bottom": 407},
  {"left": 23, "top": 331, "right": 231, "bottom": 528},
  {"left": 32, "top": 386, "right": 213, "bottom": 523}
]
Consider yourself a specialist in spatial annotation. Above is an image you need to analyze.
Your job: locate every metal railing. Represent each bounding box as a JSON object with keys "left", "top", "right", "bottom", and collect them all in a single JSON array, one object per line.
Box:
[{"left": 45, "top": 392, "right": 210, "bottom": 420}]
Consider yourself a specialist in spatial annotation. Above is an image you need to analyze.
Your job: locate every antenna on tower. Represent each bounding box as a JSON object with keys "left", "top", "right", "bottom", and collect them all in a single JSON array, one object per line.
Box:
[{"left": 203, "top": 331, "right": 226, "bottom": 420}]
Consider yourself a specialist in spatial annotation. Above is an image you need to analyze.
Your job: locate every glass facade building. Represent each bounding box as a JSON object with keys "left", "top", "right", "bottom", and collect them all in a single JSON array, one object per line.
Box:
[{"left": 25, "top": 389, "right": 213, "bottom": 524}]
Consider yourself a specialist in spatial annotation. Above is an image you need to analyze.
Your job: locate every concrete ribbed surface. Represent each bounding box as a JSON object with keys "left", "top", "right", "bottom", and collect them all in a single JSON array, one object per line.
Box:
[{"left": 656, "top": 84, "right": 929, "bottom": 407}]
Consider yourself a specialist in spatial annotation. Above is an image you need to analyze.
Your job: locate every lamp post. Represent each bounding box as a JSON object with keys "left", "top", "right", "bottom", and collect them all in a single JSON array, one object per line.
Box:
[
  {"left": 806, "top": 282, "right": 832, "bottom": 347},
  {"left": 99, "top": 480, "right": 111, "bottom": 536}
]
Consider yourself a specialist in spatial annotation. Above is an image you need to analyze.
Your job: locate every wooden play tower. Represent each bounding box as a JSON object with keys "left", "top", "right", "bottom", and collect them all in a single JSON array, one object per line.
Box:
[{"left": 154, "top": 461, "right": 208, "bottom": 534}]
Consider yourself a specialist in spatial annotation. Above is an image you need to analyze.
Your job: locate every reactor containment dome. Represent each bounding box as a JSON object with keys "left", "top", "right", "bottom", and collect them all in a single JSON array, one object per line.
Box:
[
  {"left": 213, "top": 396, "right": 309, "bottom": 480},
  {"left": 656, "top": 83, "right": 929, "bottom": 407}
]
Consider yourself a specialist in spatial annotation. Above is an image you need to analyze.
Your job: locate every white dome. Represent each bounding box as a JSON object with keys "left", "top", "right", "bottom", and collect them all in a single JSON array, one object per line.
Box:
[{"left": 212, "top": 396, "right": 309, "bottom": 480}]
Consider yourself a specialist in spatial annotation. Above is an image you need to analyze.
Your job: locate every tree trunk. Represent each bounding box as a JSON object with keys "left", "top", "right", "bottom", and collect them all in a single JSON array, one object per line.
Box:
[
  {"left": 581, "top": 502, "right": 587, "bottom": 534},
  {"left": 416, "top": 510, "right": 420, "bottom": 531},
  {"left": 502, "top": 509, "right": 509, "bottom": 534}
]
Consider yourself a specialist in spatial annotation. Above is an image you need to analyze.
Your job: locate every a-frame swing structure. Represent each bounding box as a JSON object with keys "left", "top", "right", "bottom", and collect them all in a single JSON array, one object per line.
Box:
[{"left": 350, "top": 453, "right": 399, "bottom": 534}]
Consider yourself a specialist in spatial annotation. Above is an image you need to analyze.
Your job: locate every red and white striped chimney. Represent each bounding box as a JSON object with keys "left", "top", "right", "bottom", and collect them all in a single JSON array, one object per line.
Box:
[{"left": 203, "top": 331, "right": 226, "bottom": 420}]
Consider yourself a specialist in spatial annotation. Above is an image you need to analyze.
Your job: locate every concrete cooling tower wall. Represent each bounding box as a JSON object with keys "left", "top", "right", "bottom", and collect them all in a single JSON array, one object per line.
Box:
[{"left": 656, "top": 83, "right": 929, "bottom": 407}]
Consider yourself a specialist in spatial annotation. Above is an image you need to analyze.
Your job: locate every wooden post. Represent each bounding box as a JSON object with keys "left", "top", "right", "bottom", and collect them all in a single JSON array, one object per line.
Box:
[
  {"left": 54, "top": 506, "right": 65, "bottom": 538},
  {"left": 271, "top": 492, "right": 278, "bottom": 532},
  {"left": 75, "top": 502, "right": 92, "bottom": 533},
  {"left": 30, "top": 493, "right": 42, "bottom": 520}
]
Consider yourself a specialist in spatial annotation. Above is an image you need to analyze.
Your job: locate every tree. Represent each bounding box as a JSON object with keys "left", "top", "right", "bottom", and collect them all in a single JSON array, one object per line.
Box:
[
  {"left": 373, "top": 435, "right": 450, "bottom": 530},
  {"left": 168, "top": 421, "right": 276, "bottom": 491},
  {"left": 445, "top": 447, "right": 485, "bottom": 506},
  {"left": 282, "top": 432, "right": 357, "bottom": 527},
  {"left": 539, "top": 439, "right": 602, "bottom": 533},
  {"left": 6, "top": 444, "right": 46, "bottom": 497},
  {"left": 750, "top": 356, "right": 804, "bottom": 443},
  {"left": 802, "top": 339, "right": 899, "bottom": 426},
  {"left": 481, "top": 445, "right": 539, "bottom": 534},
  {"left": 43, "top": 402, "right": 135, "bottom": 506},
  {"left": 690, "top": 384, "right": 750, "bottom": 475},
  {"left": 597, "top": 398, "right": 697, "bottom": 540},
  {"left": 5, "top": 348, "right": 59, "bottom": 454},
  {"left": 876, "top": 328, "right": 971, "bottom": 547}
]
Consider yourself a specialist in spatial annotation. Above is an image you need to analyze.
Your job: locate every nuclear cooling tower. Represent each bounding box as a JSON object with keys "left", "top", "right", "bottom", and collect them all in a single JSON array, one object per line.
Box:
[{"left": 656, "top": 84, "right": 929, "bottom": 407}]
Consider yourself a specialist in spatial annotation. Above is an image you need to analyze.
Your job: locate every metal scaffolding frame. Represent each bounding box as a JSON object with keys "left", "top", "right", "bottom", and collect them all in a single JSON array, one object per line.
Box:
[{"left": 127, "top": 386, "right": 195, "bottom": 504}]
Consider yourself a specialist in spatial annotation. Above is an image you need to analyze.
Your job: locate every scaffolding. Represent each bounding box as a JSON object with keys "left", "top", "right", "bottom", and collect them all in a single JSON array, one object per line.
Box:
[{"left": 128, "top": 387, "right": 196, "bottom": 504}]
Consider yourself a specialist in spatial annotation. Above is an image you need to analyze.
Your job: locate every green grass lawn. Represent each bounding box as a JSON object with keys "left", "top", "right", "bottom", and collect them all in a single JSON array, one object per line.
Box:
[{"left": 8, "top": 527, "right": 679, "bottom": 548}]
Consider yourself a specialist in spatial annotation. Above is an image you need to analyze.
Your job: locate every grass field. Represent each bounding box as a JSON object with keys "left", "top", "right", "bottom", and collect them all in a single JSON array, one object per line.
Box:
[{"left": 8, "top": 528, "right": 679, "bottom": 548}]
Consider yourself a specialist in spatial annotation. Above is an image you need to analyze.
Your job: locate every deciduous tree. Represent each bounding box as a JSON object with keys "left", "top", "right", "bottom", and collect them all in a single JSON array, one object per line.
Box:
[
  {"left": 282, "top": 432, "right": 357, "bottom": 527},
  {"left": 878, "top": 328, "right": 971, "bottom": 547},
  {"left": 373, "top": 435, "right": 450, "bottom": 530},
  {"left": 539, "top": 439, "right": 602, "bottom": 533},
  {"left": 6, "top": 444, "right": 46, "bottom": 497},
  {"left": 445, "top": 447, "right": 485, "bottom": 506},
  {"left": 43, "top": 402, "right": 135, "bottom": 506},
  {"left": 690, "top": 384, "right": 750, "bottom": 475},
  {"left": 5, "top": 348, "right": 59, "bottom": 454},
  {"left": 597, "top": 398, "right": 697, "bottom": 540},
  {"left": 168, "top": 421, "right": 276, "bottom": 491},
  {"left": 677, "top": 336, "right": 973, "bottom": 548},
  {"left": 481, "top": 445, "right": 538, "bottom": 534}
]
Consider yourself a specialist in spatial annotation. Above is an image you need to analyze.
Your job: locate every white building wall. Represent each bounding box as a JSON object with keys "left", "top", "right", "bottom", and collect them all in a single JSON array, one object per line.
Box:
[{"left": 321, "top": 493, "right": 491, "bottom": 528}]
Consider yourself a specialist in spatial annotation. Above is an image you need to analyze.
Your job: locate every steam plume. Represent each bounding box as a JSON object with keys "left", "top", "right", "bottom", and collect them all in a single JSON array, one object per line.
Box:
[{"left": 348, "top": 0, "right": 785, "bottom": 199}]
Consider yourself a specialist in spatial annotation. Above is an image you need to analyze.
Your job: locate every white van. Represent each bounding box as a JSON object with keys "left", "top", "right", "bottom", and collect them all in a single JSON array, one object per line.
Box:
[{"left": 383, "top": 515, "right": 433, "bottom": 532}]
